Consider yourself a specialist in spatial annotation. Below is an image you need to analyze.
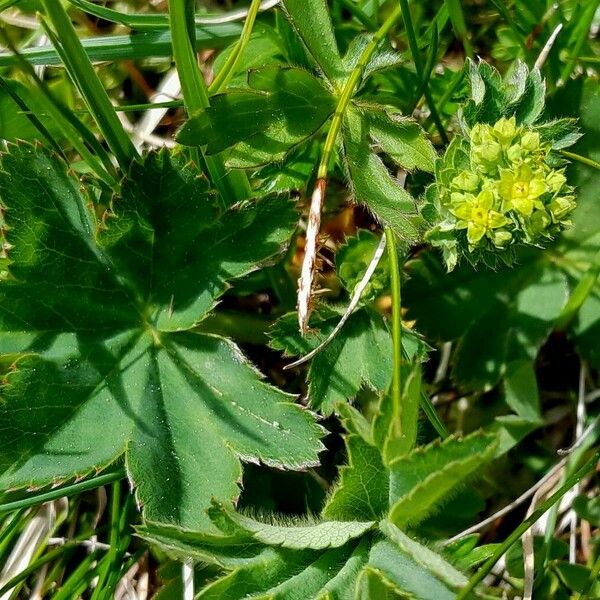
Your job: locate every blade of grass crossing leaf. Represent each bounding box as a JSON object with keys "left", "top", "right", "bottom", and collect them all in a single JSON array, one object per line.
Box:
[
  {"left": 0, "top": 75, "right": 65, "bottom": 159},
  {"left": 337, "top": 0, "right": 378, "bottom": 30},
  {"left": 68, "top": 0, "right": 169, "bottom": 29},
  {"left": 40, "top": 0, "right": 137, "bottom": 169},
  {"left": 0, "top": 34, "right": 117, "bottom": 186},
  {"left": 0, "top": 26, "right": 243, "bottom": 67},
  {"left": 68, "top": 0, "right": 278, "bottom": 30},
  {"left": 169, "top": 0, "right": 251, "bottom": 203},
  {"left": 489, "top": 0, "right": 528, "bottom": 37},
  {"left": 0, "top": 470, "right": 126, "bottom": 514},
  {"left": 456, "top": 450, "right": 600, "bottom": 599},
  {"left": 209, "top": 0, "right": 262, "bottom": 93},
  {"left": 298, "top": 5, "right": 404, "bottom": 332}
]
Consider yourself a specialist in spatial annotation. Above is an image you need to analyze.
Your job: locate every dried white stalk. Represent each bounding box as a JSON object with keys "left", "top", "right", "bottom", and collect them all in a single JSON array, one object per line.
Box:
[
  {"left": 286, "top": 231, "right": 387, "bottom": 369},
  {"left": 297, "top": 177, "right": 326, "bottom": 334},
  {"left": 534, "top": 23, "right": 563, "bottom": 71}
]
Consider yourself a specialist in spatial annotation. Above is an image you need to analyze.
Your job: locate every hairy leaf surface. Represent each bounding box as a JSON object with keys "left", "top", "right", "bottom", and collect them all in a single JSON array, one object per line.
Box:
[{"left": 0, "top": 146, "right": 323, "bottom": 529}]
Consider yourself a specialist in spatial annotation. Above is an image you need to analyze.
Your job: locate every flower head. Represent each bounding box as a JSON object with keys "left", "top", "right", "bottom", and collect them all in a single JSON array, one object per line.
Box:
[{"left": 427, "top": 117, "right": 577, "bottom": 268}]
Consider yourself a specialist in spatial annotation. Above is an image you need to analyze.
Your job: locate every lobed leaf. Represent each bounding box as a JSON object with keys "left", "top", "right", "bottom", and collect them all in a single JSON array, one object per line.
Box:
[
  {"left": 388, "top": 432, "right": 498, "bottom": 528},
  {"left": 0, "top": 145, "right": 323, "bottom": 530},
  {"left": 270, "top": 307, "right": 392, "bottom": 415}
]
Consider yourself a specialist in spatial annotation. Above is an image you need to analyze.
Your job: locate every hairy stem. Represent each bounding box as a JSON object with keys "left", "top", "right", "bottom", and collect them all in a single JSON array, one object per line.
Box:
[
  {"left": 386, "top": 226, "right": 403, "bottom": 425},
  {"left": 209, "top": 0, "right": 263, "bottom": 93},
  {"left": 298, "top": 5, "right": 403, "bottom": 332}
]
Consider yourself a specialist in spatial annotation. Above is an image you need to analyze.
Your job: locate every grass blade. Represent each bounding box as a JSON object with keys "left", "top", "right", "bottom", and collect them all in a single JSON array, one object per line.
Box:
[{"left": 40, "top": 0, "right": 138, "bottom": 169}]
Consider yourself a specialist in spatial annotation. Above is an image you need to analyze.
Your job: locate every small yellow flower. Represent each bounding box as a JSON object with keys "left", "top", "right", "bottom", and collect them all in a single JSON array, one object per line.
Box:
[
  {"left": 452, "top": 170, "right": 479, "bottom": 192},
  {"left": 450, "top": 189, "right": 509, "bottom": 245},
  {"left": 550, "top": 195, "right": 576, "bottom": 221},
  {"left": 492, "top": 116, "right": 518, "bottom": 146},
  {"left": 520, "top": 131, "right": 540, "bottom": 152},
  {"left": 546, "top": 169, "right": 567, "bottom": 193},
  {"left": 498, "top": 165, "right": 546, "bottom": 216}
]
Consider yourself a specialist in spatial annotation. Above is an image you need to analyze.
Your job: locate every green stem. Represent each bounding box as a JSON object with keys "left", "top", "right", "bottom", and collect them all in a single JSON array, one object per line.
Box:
[
  {"left": 90, "top": 481, "right": 121, "bottom": 600},
  {"left": 555, "top": 248, "right": 600, "bottom": 331},
  {"left": 317, "top": 5, "right": 403, "bottom": 180},
  {"left": 169, "top": 0, "right": 251, "bottom": 202},
  {"left": 560, "top": 150, "right": 600, "bottom": 172},
  {"left": 209, "top": 0, "right": 262, "bottom": 93},
  {"left": 385, "top": 227, "right": 402, "bottom": 424},
  {"left": 398, "top": 0, "right": 448, "bottom": 143},
  {"left": 0, "top": 470, "right": 125, "bottom": 514},
  {"left": 40, "top": 0, "right": 137, "bottom": 170},
  {"left": 456, "top": 450, "right": 600, "bottom": 600}
]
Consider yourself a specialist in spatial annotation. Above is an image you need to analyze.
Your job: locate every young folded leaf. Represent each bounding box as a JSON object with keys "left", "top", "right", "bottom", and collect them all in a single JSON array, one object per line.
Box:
[{"left": 0, "top": 145, "right": 323, "bottom": 530}]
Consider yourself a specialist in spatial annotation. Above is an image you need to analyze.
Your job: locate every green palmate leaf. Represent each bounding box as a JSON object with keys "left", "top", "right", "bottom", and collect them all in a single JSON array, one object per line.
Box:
[
  {"left": 388, "top": 432, "right": 498, "bottom": 528},
  {"left": 177, "top": 66, "right": 335, "bottom": 168},
  {"left": 0, "top": 80, "right": 63, "bottom": 142},
  {"left": 322, "top": 434, "right": 389, "bottom": 522},
  {"left": 269, "top": 307, "right": 392, "bottom": 415},
  {"left": 281, "top": 0, "right": 344, "bottom": 83},
  {"left": 343, "top": 107, "right": 422, "bottom": 244},
  {"left": 0, "top": 145, "right": 323, "bottom": 530}
]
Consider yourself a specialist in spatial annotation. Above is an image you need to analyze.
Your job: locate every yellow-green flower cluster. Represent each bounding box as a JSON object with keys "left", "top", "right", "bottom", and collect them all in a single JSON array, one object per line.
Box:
[{"left": 438, "top": 116, "right": 575, "bottom": 253}]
